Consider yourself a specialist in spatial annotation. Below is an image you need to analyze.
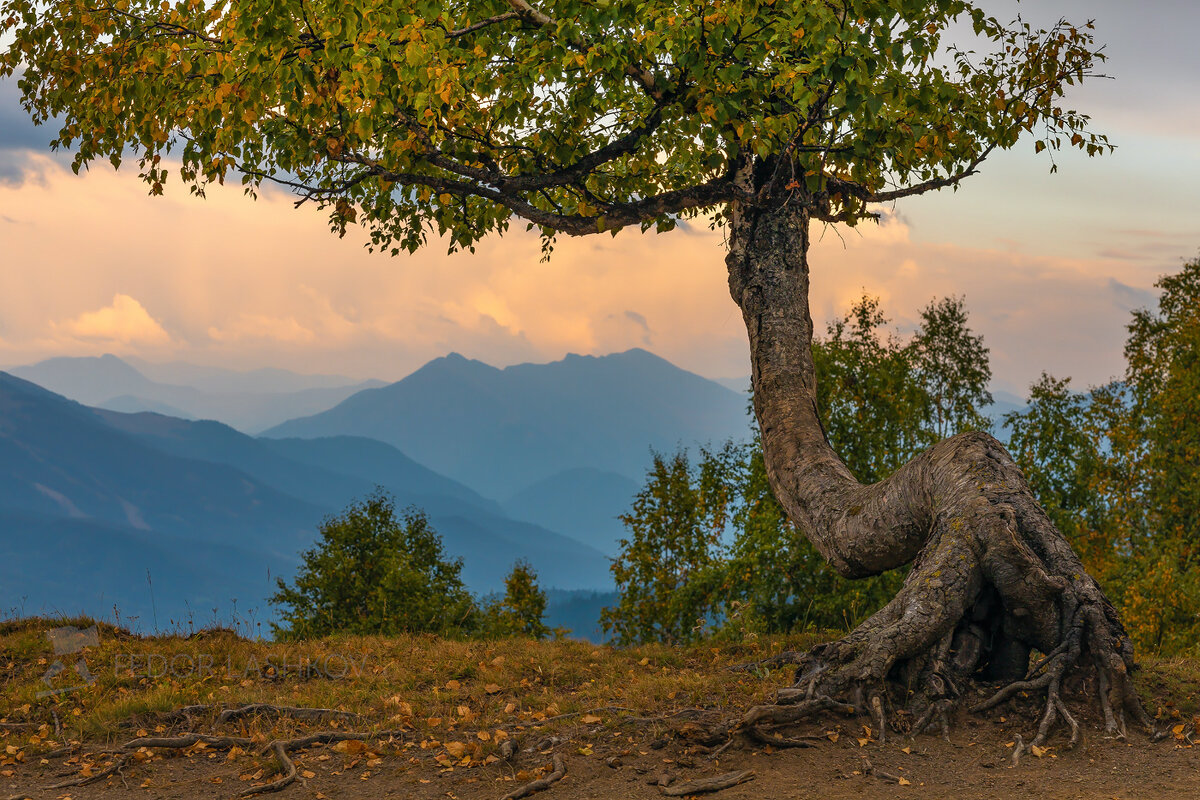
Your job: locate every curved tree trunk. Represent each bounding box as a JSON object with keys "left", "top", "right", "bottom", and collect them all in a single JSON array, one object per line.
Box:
[{"left": 725, "top": 197, "right": 1152, "bottom": 744}]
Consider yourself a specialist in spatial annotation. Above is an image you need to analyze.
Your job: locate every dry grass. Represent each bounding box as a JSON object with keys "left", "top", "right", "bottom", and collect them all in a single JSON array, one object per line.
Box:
[
  {"left": 0, "top": 616, "right": 828, "bottom": 756},
  {"left": 3, "top": 615, "right": 1197, "bottom": 761}
]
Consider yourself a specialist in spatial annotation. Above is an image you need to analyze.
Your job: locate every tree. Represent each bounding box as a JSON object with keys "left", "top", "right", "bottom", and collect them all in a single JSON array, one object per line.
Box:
[
  {"left": 601, "top": 445, "right": 739, "bottom": 645},
  {"left": 481, "top": 560, "right": 552, "bottom": 639},
  {"left": 271, "top": 490, "right": 477, "bottom": 639},
  {"left": 611, "top": 294, "right": 991, "bottom": 640},
  {"left": 4, "top": 1, "right": 1144, "bottom": 741},
  {"left": 911, "top": 296, "right": 993, "bottom": 439},
  {"left": 1004, "top": 257, "right": 1200, "bottom": 656},
  {"left": 811, "top": 295, "right": 930, "bottom": 483}
]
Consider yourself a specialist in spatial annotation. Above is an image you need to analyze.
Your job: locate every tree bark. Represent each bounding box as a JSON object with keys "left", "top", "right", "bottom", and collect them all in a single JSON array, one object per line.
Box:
[{"left": 725, "top": 196, "right": 1152, "bottom": 743}]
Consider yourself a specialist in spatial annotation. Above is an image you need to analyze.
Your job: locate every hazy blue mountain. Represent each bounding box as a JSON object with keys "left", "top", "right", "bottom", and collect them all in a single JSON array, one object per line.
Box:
[
  {"left": 89, "top": 411, "right": 605, "bottom": 591},
  {"left": 264, "top": 349, "right": 751, "bottom": 499},
  {"left": 0, "top": 372, "right": 323, "bottom": 551},
  {"left": 502, "top": 468, "right": 639, "bottom": 556},
  {"left": 10, "top": 354, "right": 384, "bottom": 433},
  {"left": 9, "top": 354, "right": 155, "bottom": 406},
  {"left": 0, "top": 376, "right": 611, "bottom": 629},
  {"left": 123, "top": 356, "right": 380, "bottom": 394}
]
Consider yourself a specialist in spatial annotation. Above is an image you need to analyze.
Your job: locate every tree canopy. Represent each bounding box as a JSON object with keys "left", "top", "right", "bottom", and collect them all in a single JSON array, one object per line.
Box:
[{"left": 2, "top": 0, "right": 1108, "bottom": 252}]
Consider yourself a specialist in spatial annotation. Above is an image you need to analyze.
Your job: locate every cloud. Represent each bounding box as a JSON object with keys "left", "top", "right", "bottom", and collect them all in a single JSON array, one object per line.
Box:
[
  {"left": 0, "top": 146, "right": 1190, "bottom": 397},
  {"left": 207, "top": 314, "right": 316, "bottom": 344},
  {"left": 56, "top": 294, "right": 171, "bottom": 346}
]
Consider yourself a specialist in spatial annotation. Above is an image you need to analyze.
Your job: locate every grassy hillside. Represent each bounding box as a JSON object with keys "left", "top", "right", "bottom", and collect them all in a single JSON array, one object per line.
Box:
[{"left": 2, "top": 618, "right": 1198, "bottom": 799}]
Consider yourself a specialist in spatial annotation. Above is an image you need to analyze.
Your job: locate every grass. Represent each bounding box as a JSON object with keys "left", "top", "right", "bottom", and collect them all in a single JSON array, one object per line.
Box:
[
  {"left": 0, "top": 616, "right": 828, "bottom": 757},
  {"left": 2, "top": 615, "right": 1198, "bottom": 760}
]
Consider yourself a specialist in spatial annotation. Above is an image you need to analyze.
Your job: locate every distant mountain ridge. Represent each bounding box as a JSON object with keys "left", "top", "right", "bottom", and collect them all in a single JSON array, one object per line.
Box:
[
  {"left": 0, "top": 372, "right": 611, "bottom": 630},
  {"left": 9, "top": 355, "right": 384, "bottom": 433},
  {"left": 264, "top": 348, "right": 752, "bottom": 499}
]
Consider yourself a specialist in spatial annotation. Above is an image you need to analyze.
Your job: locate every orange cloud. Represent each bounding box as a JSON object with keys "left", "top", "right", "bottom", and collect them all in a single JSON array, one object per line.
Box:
[
  {"left": 55, "top": 294, "right": 171, "bottom": 346},
  {"left": 0, "top": 154, "right": 1187, "bottom": 396}
]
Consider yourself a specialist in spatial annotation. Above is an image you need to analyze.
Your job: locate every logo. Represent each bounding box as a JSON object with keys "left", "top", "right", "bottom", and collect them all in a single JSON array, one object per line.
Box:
[{"left": 36, "top": 625, "right": 99, "bottom": 698}]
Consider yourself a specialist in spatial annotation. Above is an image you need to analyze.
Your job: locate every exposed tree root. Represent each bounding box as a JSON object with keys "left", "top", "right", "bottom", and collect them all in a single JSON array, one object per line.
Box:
[
  {"left": 41, "top": 754, "right": 129, "bottom": 789},
  {"left": 123, "top": 733, "right": 252, "bottom": 749},
  {"left": 716, "top": 435, "right": 1160, "bottom": 757},
  {"left": 238, "top": 741, "right": 296, "bottom": 798},
  {"left": 861, "top": 755, "right": 905, "bottom": 785},
  {"left": 216, "top": 704, "right": 360, "bottom": 726},
  {"left": 744, "top": 726, "right": 821, "bottom": 748},
  {"left": 727, "top": 652, "right": 804, "bottom": 674},
  {"left": 501, "top": 753, "right": 565, "bottom": 800},
  {"left": 658, "top": 769, "right": 756, "bottom": 796}
]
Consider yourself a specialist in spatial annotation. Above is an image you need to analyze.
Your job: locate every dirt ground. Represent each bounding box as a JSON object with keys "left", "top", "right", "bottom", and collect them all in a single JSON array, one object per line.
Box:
[{"left": 3, "top": 710, "right": 1197, "bottom": 800}]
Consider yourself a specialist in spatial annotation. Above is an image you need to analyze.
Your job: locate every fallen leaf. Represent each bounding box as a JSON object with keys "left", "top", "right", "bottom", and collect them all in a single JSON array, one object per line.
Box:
[
  {"left": 484, "top": 684, "right": 502, "bottom": 694},
  {"left": 444, "top": 742, "right": 467, "bottom": 758},
  {"left": 900, "top": 746, "right": 911, "bottom": 754},
  {"left": 638, "top": 658, "right": 650, "bottom": 666},
  {"left": 333, "top": 740, "right": 366, "bottom": 755},
  {"left": 493, "top": 729, "right": 509, "bottom": 741},
  {"left": 491, "top": 656, "right": 505, "bottom": 666},
  {"left": 826, "top": 732, "right": 839, "bottom": 743},
  {"left": 898, "top": 777, "right": 912, "bottom": 786},
  {"left": 581, "top": 714, "right": 602, "bottom": 724},
  {"left": 857, "top": 738, "right": 869, "bottom": 747},
  {"left": 1030, "top": 745, "right": 1047, "bottom": 758},
  {"left": 504, "top": 703, "right": 516, "bottom": 714},
  {"left": 302, "top": 770, "right": 316, "bottom": 779},
  {"left": 445, "top": 680, "right": 461, "bottom": 690}
]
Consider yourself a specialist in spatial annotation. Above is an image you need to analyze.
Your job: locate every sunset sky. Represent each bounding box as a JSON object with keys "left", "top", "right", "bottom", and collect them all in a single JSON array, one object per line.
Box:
[{"left": 1, "top": 0, "right": 1197, "bottom": 396}]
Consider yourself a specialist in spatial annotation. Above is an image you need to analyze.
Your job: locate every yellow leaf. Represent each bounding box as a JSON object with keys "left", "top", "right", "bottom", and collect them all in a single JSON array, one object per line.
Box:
[
  {"left": 438, "top": 193, "right": 453, "bottom": 205},
  {"left": 484, "top": 683, "right": 502, "bottom": 694},
  {"left": 898, "top": 777, "right": 912, "bottom": 786},
  {"left": 444, "top": 742, "right": 466, "bottom": 758},
  {"left": 826, "top": 732, "right": 839, "bottom": 743},
  {"left": 581, "top": 714, "right": 602, "bottom": 724},
  {"left": 302, "top": 770, "right": 316, "bottom": 778},
  {"left": 333, "top": 740, "right": 366, "bottom": 755},
  {"left": 638, "top": 658, "right": 650, "bottom": 666},
  {"left": 856, "top": 738, "right": 869, "bottom": 747},
  {"left": 1030, "top": 744, "right": 1047, "bottom": 758}
]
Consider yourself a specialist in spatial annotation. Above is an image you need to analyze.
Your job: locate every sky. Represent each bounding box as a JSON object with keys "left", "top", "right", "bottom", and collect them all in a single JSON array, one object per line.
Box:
[{"left": 0, "top": 0, "right": 1197, "bottom": 395}]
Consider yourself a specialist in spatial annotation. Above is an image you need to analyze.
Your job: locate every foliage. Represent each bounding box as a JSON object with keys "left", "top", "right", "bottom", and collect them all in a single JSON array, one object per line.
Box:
[
  {"left": 480, "top": 560, "right": 551, "bottom": 640},
  {"left": 601, "top": 444, "right": 741, "bottom": 645},
  {"left": 812, "top": 295, "right": 930, "bottom": 483},
  {"left": 606, "top": 294, "right": 992, "bottom": 643},
  {"left": 1004, "top": 256, "right": 1200, "bottom": 655},
  {"left": 3, "top": 1, "right": 1109, "bottom": 252},
  {"left": 912, "top": 296, "right": 994, "bottom": 439},
  {"left": 271, "top": 490, "right": 478, "bottom": 639},
  {"left": 271, "top": 490, "right": 553, "bottom": 641}
]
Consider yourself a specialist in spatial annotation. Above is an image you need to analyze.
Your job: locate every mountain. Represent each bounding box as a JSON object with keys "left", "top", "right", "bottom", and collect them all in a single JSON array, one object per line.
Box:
[
  {"left": 502, "top": 468, "right": 639, "bottom": 556},
  {"left": 9, "top": 354, "right": 385, "bottom": 433},
  {"left": 123, "top": 357, "right": 375, "bottom": 394},
  {"left": 0, "top": 372, "right": 327, "bottom": 626},
  {"left": 91, "top": 411, "right": 605, "bottom": 590},
  {"left": 0, "top": 373, "right": 612, "bottom": 629},
  {"left": 264, "top": 349, "right": 751, "bottom": 499}
]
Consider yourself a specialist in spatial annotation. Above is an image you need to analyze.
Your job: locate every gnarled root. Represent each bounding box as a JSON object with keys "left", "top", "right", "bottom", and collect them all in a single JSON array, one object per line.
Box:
[{"left": 735, "top": 433, "right": 1154, "bottom": 753}]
